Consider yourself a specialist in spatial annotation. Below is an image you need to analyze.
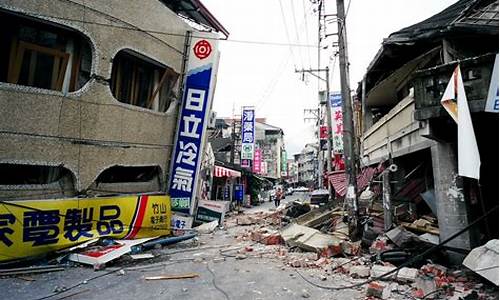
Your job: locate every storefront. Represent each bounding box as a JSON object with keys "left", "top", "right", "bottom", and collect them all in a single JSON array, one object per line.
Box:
[{"left": 211, "top": 164, "right": 242, "bottom": 202}]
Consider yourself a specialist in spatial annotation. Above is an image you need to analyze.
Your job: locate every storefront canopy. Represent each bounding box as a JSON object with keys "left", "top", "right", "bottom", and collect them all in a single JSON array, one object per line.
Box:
[
  {"left": 214, "top": 165, "right": 241, "bottom": 178},
  {"left": 328, "top": 167, "right": 377, "bottom": 197}
]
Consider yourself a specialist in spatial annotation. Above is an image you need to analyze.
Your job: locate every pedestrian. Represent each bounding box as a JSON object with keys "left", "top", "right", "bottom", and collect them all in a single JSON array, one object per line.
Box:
[{"left": 274, "top": 187, "right": 283, "bottom": 208}]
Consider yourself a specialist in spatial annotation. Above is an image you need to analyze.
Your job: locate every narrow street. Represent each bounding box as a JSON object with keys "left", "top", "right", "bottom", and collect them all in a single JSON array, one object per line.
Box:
[{"left": 0, "top": 0, "right": 498, "bottom": 299}]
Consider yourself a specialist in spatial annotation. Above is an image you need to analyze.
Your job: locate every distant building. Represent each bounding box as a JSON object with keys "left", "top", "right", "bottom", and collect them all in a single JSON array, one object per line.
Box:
[
  {"left": 295, "top": 143, "right": 317, "bottom": 187},
  {"left": 220, "top": 117, "right": 286, "bottom": 179},
  {"left": 287, "top": 159, "right": 299, "bottom": 186}
]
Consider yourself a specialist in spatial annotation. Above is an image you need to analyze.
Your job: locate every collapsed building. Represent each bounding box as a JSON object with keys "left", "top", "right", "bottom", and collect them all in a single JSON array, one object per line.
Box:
[
  {"left": 0, "top": 0, "right": 230, "bottom": 262},
  {"left": 357, "top": 0, "right": 498, "bottom": 260},
  {"left": 0, "top": 0, "right": 228, "bottom": 200}
]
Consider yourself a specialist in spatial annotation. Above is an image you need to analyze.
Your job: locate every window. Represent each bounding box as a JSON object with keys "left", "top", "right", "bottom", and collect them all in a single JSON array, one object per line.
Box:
[
  {"left": 96, "top": 166, "right": 161, "bottom": 183},
  {"left": 0, "top": 10, "right": 92, "bottom": 92},
  {"left": 110, "top": 50, "right": 179, "bottom": 112},
  {"left": 0, "top": 164, "right": 74, "bottom": 186}
]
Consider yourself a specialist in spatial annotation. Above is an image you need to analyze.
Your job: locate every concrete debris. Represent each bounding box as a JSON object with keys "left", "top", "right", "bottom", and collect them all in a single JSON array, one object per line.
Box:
[
  {"left": 294, "top": 205, "right": 342, "bottom": 228},
  {"left": 341, "top": 240, "right": 361, "bottom": 256},
  {"left": 280, "top": 223, "right": 341, "bottom": 254},
  {"left": 418, "top": 233, "right": 440, "bottom": 245},
  {"left": 195, "top": 220, "right": 219, "bottom": 234},
  {"left": 236, "top": 215, "right": 259, "bottom": 225},
  {"left": 396, "top": 267, "right": 418, "bottom": 283},
  {"left": 366, "top": 281, "right": 390, "bottom": 299},
  {"left": 284, "top": 201, "right": 311, "bottom": 218},
  {"left": 301, "top": 289, "right": 311, "bottom": 298},
  {"left": 250, "top": 228, "right": 284, "bottom": 245},
  {"left": 349, "top": 265, "right": 370, "bottom": 278},
  {"left": 369, "top": 237, "right": 392, "bottom": 255},
  {"left": 385, "top": 226, "right": 420, "bottom": 247},
  {"left": 236, "top": 254, "right": 248, "bottom": 260},
  {"left": 370, "top": 264, "right": 397, "bottom": 280},
  {"left": 462, "top": 239, "right": 498, "bottom": 286}
]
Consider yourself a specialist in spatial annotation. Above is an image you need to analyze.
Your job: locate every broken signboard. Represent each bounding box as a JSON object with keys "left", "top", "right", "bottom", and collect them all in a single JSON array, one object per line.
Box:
[{"left": 0, "top": 194, "right": 171, "bottom": 262}]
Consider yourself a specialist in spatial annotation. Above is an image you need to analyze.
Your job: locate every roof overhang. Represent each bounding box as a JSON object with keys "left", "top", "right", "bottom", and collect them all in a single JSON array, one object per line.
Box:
[{"left": 160, "top": 0, "right": 229, "bottom": 38}]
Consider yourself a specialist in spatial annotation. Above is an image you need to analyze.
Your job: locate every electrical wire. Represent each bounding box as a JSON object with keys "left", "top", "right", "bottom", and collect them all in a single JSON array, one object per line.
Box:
[
  {"left": 19, "top": 11, "right": 317, "bottom": 49},
  {"left": 206, "top": 262, "right": 231, "bottom": 300},
  {"left": 294, "top": 205, "right": 498, "bottom": 291},
  {"left": 290, "top": 0, "right": 305, "bottom": 68},
  {"left": 33, "top": 260, "right": 190, "bottom": 300},
  {"left": 302, "top": 0, "right": 313, "bottom": 68},
  {"left": 278, "top": 0, "right": 299, "bottom": 69}
]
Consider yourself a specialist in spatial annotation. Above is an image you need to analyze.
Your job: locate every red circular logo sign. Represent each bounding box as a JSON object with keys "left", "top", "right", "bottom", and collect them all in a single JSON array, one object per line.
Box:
[{"left": 193, "top": 40, "right": 212, "bottom": 59}]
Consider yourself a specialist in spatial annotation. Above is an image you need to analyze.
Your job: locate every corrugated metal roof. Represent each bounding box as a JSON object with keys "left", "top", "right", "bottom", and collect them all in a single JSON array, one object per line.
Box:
[{"left": 386, "top": 0, "right": 498, "bottom": 43}]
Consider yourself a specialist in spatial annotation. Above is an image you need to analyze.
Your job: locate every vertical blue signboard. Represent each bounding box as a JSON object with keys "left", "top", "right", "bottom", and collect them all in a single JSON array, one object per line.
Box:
[
  {"left": 240, "top": 107, "right": 255, "bottom": 164},
  {"left": 169, "top": 34, "right": 219, "bottom": 214}
]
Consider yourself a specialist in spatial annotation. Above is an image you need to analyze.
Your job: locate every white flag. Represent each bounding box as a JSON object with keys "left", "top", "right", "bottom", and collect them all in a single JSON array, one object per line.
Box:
[{"left": 440, "top": 66, "right": 481, "bottom": 179}]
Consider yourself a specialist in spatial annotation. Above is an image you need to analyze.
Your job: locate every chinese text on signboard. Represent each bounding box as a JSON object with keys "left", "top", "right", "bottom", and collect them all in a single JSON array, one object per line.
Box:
[
  {"left": 0, "top": 194, "right": 171, "bottom": 262},
  {"left": 169, "top": 35, "right": 218, "bottom": 214},
  {"left": 330, "top": 92, "right": 344, "bottom": 152},
  {"left": 241, "top": 107, "right": 255, "bottom": 163}
]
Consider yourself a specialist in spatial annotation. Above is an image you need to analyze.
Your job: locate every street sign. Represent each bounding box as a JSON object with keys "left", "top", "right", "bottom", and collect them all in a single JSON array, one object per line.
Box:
[
  {"left": 241, "top": 107, "right": 255, "bottom": 162},
  {"left": 169, "top": 33, "right": 219, "bottom": 214}
]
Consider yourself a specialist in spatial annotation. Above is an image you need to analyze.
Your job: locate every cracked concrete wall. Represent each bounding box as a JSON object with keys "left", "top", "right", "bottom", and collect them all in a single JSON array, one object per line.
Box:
[{"left": 0, "top": 0, "right": 193, "bottom": 193}]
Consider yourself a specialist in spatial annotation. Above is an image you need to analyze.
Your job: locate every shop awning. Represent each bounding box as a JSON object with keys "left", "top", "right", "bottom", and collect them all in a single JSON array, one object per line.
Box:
[
  {"left": 214, "top": 165, "right": 241, "bottom": 178},
  {"left": 328, "top": 167, "right": 377, "bottom": 197}
]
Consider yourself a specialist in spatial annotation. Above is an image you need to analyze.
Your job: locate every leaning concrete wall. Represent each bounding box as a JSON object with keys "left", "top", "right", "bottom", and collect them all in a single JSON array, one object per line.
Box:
[{"left": 0, "top": 0, "right": 192, "bottom": 193}]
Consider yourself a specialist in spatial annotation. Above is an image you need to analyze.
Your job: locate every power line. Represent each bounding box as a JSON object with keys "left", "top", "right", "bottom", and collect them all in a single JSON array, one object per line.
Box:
[
  {"left": 302, "top": 0, "right": 313, "bottom": 68},
  {"left": 16, "top": 11, "right": 318, "bottom": 49},
  {"left": 290, "top": 0, "right": 305, "bottom": 67},
  {"left": 278, "top": 0, "right": 299, "bottom": 68}
]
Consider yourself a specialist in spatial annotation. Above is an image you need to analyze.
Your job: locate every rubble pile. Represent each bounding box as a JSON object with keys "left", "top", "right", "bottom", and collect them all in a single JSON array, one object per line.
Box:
[{"left": 227, "top": 203, "right": 498, "bottom": 300}]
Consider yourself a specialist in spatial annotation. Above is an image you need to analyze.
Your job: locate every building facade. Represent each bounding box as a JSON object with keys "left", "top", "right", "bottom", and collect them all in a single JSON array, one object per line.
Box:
[
  {"left": 0, "top": 0, "right": 227, "bottom": 200},
  {"left": 294, "top": 143, "right": 317, "bottom": 187},
  {"left": 357, "top": 0, "right": 498, "bottom": 256}
]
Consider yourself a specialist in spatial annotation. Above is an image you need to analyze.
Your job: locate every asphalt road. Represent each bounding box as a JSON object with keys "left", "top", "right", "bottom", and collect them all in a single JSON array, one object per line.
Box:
[{"left": 0, "top": 194, "right": 372, "bottom": 300}]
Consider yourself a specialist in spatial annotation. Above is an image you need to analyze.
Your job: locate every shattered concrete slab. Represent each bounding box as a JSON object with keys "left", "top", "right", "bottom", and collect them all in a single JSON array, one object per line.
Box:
[
  {"left": 463, "top": 239, "right": 498, "bottom": 286},
  {"left": 280, "top": 223, "right": 340, "bottom": 253},
  {"left": 396, "top": 267, "right": 418, "bottom": 283},
  {"left": 370, "top": 264, "right": 397, "bottom": 280}
]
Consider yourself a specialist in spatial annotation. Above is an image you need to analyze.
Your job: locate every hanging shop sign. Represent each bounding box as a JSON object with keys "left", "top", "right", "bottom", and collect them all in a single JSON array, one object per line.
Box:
[
  {"left": 319, "top": 125, "right": 328, "bottom": 140},
  {"left": 241, "top": 107, "right": 255, "bottom": 162},
  {"left": 485, "top": 54, "right": 499, "bottom": 113},
  {"left": 0, "top": 194, "right": 171, "bottom": 262},
  {"left": 281, "top": 149, "right": 287, "bottom": 177},
  {"left": 169, "top": 32, "right": 220, "bottom": 214},
  {"left": 329, "top": 92, "right": 344, "bottom": 152},
  {"left": 253, "top": 148, "right": 262, "bottom": 174}
]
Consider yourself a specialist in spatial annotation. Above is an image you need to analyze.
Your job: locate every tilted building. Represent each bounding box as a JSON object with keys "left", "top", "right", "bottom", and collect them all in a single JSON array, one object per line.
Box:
[{"left": 0, "top": 0, "right": 228, "bottom": 200}]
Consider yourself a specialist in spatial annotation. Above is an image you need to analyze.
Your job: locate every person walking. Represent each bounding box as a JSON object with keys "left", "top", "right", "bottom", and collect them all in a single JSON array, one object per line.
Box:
[{"left": 274, "top": 187, "right": 283, "bottom": 208}]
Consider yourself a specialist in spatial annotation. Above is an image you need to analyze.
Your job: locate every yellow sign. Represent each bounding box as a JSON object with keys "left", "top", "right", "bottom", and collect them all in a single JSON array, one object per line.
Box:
[{"left": 0, "top": 194, "right": 171, "bottom": 262}]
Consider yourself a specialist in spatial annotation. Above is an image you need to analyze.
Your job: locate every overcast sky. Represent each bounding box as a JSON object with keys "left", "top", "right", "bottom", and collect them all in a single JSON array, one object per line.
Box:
[{"left": 202, "top": 0, "right": 457, "bottom": 155}]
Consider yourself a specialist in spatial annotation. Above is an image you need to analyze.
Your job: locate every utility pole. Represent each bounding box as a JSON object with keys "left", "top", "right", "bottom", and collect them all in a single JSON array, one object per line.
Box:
[
  {"left": 335, "top": 0, "right": 359, "bottom": 239},
  {"left": 296, "top": 67, "right": 333, "bottom": 198}
]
